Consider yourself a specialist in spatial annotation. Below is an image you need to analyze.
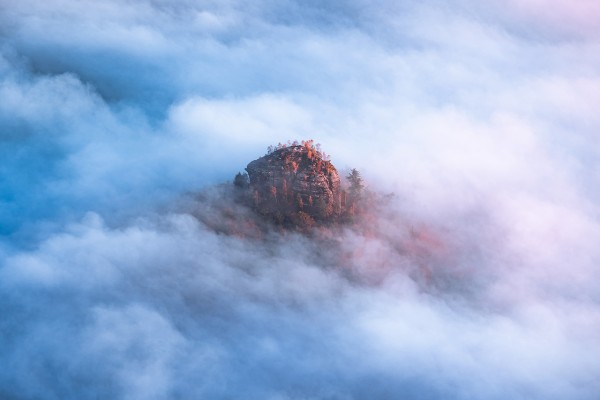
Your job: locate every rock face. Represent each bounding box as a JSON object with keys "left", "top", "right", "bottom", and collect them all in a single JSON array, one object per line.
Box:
[{"left": 245, "top": 144, "right": 342, "bottom": 223}]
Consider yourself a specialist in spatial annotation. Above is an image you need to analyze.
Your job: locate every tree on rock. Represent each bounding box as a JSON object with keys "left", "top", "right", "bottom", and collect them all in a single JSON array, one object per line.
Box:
[
  {"left": 345, "top": 168, "right": 365, "bottom": 217},
  {"left": 347, "top": 168, "right": 364, "bottom": 198},
  {"left": 234, "top": 172, "right": 249, "bottom": 189}
]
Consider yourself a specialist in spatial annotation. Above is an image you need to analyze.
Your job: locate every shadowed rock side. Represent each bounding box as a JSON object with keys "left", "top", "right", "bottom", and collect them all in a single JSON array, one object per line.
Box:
[{"left": 244, "top": 144, "right": 342, "bottom": 225}]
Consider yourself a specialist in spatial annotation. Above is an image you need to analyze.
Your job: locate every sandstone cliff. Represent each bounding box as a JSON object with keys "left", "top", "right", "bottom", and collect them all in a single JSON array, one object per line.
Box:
[{"left": 243, "top": 141, "right": 342, "bottom": 224}]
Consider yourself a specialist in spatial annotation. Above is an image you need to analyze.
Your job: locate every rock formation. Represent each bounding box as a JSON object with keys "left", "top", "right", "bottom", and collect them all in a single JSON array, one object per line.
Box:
[{"left": 243, "top": 141, "right": 342, "bottom": 224}]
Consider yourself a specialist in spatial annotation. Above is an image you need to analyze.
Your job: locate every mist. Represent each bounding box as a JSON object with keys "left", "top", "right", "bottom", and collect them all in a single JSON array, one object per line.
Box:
[{"left": 1, "top": 1, "right": 600, "bottom": 399}]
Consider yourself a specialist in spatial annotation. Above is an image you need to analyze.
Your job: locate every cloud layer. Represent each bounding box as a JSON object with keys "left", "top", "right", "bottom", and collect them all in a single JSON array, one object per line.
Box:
[{"left": 1, "top": 1, "right": 600, "bottom": 399}]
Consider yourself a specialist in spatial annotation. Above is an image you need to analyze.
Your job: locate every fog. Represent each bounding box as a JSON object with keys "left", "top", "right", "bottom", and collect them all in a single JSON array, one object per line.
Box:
[{"left": 1, "top": 1, "right": 599, "bottom": 399}]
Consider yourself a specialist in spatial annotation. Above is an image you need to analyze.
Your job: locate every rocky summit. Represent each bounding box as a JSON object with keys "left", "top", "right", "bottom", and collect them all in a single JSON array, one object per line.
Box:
[{"left": 243, "top": 141, "right": 342, "bottom": 224}]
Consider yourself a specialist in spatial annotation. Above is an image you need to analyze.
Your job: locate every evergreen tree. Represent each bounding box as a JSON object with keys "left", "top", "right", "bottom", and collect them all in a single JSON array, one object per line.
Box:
[
  {"left": 234, "top": 172, "right": 249, "bottom": 189},
  {"left": 347, "top": 168, "right": 364, "bottom": 197}
]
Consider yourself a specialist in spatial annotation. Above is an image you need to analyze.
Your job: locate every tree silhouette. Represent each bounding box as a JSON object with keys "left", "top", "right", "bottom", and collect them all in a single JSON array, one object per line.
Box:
[
  {"left": 344, "top": 168, "right": 365, "bottom": 217},
  {"left": 347, "top": 168, "right": 364, "bottom": 197},
  {"left": 234, "top": 172, "right": 249, "bottom": 189}
]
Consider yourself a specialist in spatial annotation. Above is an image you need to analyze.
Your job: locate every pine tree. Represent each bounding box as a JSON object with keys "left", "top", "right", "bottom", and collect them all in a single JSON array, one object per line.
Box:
[
  {"left": 234, "top": 172, "right": 249, "bottom": 189},
  {"left": 345, "top": 168, "right": 364, "bottom": 216},
  {"left": 347, "top": 168, "right": 364, "bottom": 197}
]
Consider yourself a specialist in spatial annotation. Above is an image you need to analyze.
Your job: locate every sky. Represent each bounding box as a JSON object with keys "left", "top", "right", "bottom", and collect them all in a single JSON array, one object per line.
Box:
[{"left": 1, "top": 0, "right": 600, "bottom": 399}]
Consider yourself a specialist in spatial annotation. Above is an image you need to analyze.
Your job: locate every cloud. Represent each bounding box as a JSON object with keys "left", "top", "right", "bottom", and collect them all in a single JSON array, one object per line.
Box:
[{"left": 1, "top": 0, "right": 600, "bottom": 399}]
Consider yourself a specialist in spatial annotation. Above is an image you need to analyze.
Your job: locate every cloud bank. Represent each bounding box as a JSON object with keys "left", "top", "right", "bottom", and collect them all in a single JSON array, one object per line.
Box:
[{"left": 1, "top": 1, "right": 600, "bottom": 399}]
